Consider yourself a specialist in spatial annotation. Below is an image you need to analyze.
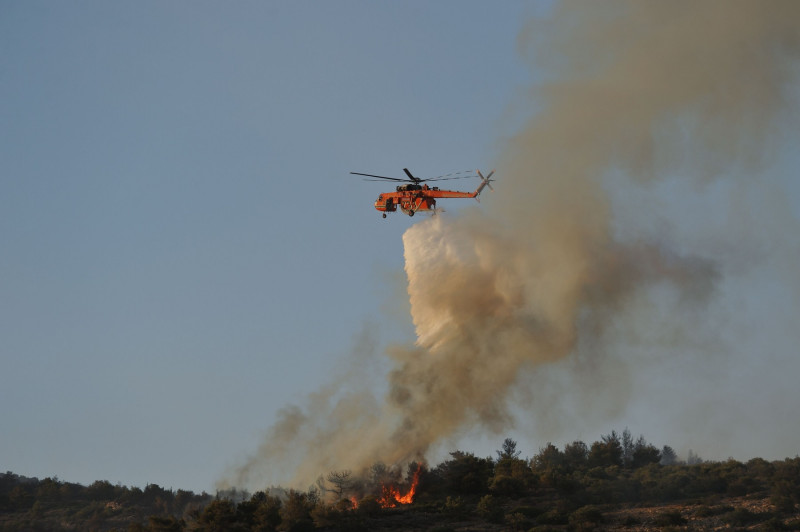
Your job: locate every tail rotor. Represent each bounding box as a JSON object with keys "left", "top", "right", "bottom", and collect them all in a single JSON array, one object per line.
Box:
[{"left": 477, "top": 169, "right": 495, "bottom": 191}]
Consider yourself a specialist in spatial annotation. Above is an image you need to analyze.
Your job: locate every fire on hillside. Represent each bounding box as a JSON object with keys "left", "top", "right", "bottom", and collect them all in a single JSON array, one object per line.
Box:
[{"left": 376, "top": 465, "right": 422, "bottom": 508}]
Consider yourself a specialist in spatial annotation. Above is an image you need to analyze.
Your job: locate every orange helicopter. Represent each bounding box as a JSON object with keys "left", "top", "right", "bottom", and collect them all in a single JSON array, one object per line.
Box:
[{"left": 350, "top": 168, "right": 495, "bottom": 218}]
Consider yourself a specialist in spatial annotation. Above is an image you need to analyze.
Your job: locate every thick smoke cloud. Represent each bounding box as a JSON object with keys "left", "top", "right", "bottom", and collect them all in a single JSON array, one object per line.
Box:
[{"left": 226, "top": 2, "right": 800, "bottom": 490}]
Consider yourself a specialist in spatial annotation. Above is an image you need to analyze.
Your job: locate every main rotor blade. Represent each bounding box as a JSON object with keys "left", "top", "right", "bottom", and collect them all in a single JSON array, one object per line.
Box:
[
  {"left": 421, "top": 175, "right": 478, "bottom": 182},
  {"left": 403, "top": 168, "right": 419, "bottom": 181},
  {"left": 350, "top": 172, "right": 408, "bottom": 182}
]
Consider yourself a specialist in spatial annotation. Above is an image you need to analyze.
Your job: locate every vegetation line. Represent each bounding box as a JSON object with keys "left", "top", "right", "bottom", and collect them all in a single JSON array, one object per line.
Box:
[{"left": 2, "top": 430, "right": 799, "bottom": 531}]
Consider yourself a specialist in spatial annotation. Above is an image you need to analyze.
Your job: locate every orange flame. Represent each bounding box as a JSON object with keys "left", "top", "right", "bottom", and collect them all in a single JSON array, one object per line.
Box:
[
  {"left": 377, "top": 466, "right": 422, "bottom": 508},
  {"left": 349, "top": 496, "right": 359, "bottom": 509}
]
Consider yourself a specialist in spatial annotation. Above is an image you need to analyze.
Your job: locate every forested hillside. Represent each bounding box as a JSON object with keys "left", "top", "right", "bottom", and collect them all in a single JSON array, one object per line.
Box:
[{"left": 2, "top": 431, "right": 799, "bottom": 531}]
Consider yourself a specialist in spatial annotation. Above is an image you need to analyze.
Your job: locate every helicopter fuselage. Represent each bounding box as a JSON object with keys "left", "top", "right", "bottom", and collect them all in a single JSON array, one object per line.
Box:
[{"left": 374, "top": 184, "right": 481, "bottom": 217}]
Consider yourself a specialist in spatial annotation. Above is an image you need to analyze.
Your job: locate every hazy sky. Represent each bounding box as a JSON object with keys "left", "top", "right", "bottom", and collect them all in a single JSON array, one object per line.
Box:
[
  {"left": 1, "top": 1, "right": 537, "bottom": 492},
  {"left": 3, "top": 1, "right": 799, "bottom": 495}
]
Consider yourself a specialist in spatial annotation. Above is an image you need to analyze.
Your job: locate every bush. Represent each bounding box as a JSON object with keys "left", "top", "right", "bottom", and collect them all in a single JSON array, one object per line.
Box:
[
  {"left": 621, "top": 514, "right": 641, "bottom": 527},
  {"left": 569, "top": 505, "right": 603, "bottom": 528},
  {"left": 536, "top": 508, "right": 568, "bottom": 525},
  {"left": 761, "top": 516, "right": 791, "bottom": 531},
  {"left": 773, "top": 495, "right": 797, "bottom": 514},
  {"left": 441, "top": 496, "right": 467, "bottom": 517},
  {"left": 512, "top": 505, "right": 542, "bottom": 518},
  {"left": 652, "top": 510, "right": 686, "bottom": 526},
  {"left": 721, "top": 508, "right": 763, "bottom": 527},
  {"left": 693, "top": 504, "right": 733, "bottom": 517},
  {"left": 355, "top": 496, "right": 381, "bottom": 517},
  {"left": 489, "top": 474, "right": 527, "bottom": 497},
  {"left": 505, "top": 512, "right": 531, "bottom": 531},
  {"left": 475, "top": 495, "right": 503, "bottom": 523}
]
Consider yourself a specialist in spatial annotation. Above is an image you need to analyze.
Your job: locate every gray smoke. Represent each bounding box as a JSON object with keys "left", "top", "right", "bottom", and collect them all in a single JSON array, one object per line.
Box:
[{"left": 225, "top": 1, "right": 800, "bottom": 490}]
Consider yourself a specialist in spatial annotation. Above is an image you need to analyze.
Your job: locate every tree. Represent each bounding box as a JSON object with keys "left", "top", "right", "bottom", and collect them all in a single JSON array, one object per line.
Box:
[
  {"left": 563, "top": 441, "right": 589, "bottom": 471},
  {"left": 278, "top": 490, "right": 314, "bottom": 531},
  {"left": 533, "top": 443, "right": 564, "bottom": 471},
  {"left": 492, "top": 439, "right": 533, "bottom": 496},
  {"left": 631, "top": 436, "right": 661, "bottom": 468},
  {"left": 496, "top": 438, "right": 521, "bottom": 461},
  {"left": 687, "top": 450, "right": 703, "bottom": 465},
  {"left": 37, "top": 477, "right": 62, "bottom": 502},
  {"left": 588, "top": 432, "right": 623, "bottom": 468},
  {"left": 325, "top": 470, "right": 353, "bottom": 499},
  {"left": 368, "top": 463, "right": 392, "bottom": 486},
  {"left": 436, "top": 451, "right": 494, "bottom": 495},
  {"left": 533, "top": 443, "right": 566, "bottom": 489},
  {"left": 147, "top": 515, "right": 184, "bottom": 532},
  {"left": 253, "top": 492, "right": 283, "bottom": 531},
  {"left": 622, "top": 428, "right": 635, "bottom": 468},
  {"left": 87, "top": 479, "right": 116, "bottom": 501},
  {"left": 195, "top": 499, "right": 238, "bottom": 531},
  {"left": 8, "top": 486, "right": 33, "bottom": 510},
  {"left": 660, "top": 445, "right": 678, "bottom": 466}
]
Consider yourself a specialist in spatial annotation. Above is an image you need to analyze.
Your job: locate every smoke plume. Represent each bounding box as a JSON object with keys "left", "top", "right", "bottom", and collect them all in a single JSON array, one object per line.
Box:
[{"left": 227, "top": 2, "right": 800, "bottom": 490}]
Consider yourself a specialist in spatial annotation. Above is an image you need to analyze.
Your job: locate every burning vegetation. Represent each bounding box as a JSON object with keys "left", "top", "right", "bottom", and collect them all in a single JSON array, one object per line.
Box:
[
  {"left": 375, "top": 465, "right": 422, "bottom": 508},
  {"left": 321, "top": 463, "right": 424, "bottom": 510}
]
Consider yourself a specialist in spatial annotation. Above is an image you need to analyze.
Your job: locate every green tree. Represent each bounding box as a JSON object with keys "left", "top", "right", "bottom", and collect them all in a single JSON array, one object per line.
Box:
[
  {"left": 36, "top": 477, "right": 62, "bottom": 502},
  {"left": 147, "top": 515, "right": 184, "bottom": 532},
  {"left": 87, "top": 479, "right": 116, "bottom": 501},
  {"left": 563, "top": 441, "right": 589, "bottom": 471},
  {"left": 491, "top": 454, "right": 535, "bottom": 497},
  {"left": 533, "top": 443, "right": 566, "bottom": 488},
  {"left": 278, "top": 490, "right": 314, "bottom": 532},
  {"left": 195, "top": 499, "right": 239, "bottom": 532},
  {"left": 533, "top": 443, "right": 564, "bottom": 471},
  {"left": 253, "top": 492, "right": 283, "bottom": 531},
  {"left": 436, "top": 451, "right": 494, "bottom": 495},
  {"left": 588, "top": 432, "right": 623, "bottom": 468},
  {"left": 8, "top": 485, "right": 33, "bottom": 510},
  {"left": 631, "top": 436, "right": 661, "bottom": 468},
  {"left": 496, "top": 438, "right": 521, "bottom": 461}
]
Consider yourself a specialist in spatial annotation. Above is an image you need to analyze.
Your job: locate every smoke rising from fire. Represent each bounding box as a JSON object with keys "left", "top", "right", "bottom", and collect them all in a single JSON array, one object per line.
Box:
[{"left": 227, "top": 2, "right": 800, "bottom": 490}]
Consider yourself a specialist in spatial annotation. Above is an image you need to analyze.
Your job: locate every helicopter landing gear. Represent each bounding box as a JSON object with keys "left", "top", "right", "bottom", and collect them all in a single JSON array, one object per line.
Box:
[
  {"left": 408, "top": 210, "right": 415, "bottom": 217},
  {"left": 382, "top": 213, "right": 387, "bottom": 218}
]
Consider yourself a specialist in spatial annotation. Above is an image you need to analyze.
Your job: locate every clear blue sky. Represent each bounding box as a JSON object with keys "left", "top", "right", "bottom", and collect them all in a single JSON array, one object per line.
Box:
[{"left": 1, "top": 1, "right": 538, "bottom": 492}]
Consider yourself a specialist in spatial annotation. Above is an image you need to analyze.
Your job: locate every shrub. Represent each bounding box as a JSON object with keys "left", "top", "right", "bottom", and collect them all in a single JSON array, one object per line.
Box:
[
  {"left": 505, "top": 512, "right": 531, "bottom": 531},
  {"left": 489, "top": 474, "right": 527, "bottom": 497},
  {"left": 355, "top": 496, "right": 381, "bottom": 517},
  {"left": 694, "top": 504, "right": 733, "bottom": 517},
  {"left": 512, "top": 505, "right": 542, "bottom": 518},
  {"left": 569, "top": 505, "right": 603, "bottom": 527},
  {"left": 652, "top": 510, "right": 686, "bottom": 526},
  {"left": 536, "top": 508, "right": 569, "bottom": 525},
  {"left": 721, "top": 508, "right": 762, "bottom": 527},
  {"left": 476, "top": 495, "right": 503, "bottom": 523},
  {"left": 442, "top": 496, "right": 467, "bottom": 517},
  {"left": 621, "top": 514, "right": 641, "bottom": 527}
]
